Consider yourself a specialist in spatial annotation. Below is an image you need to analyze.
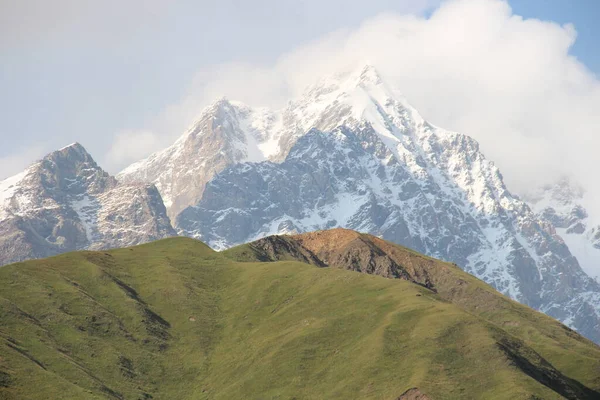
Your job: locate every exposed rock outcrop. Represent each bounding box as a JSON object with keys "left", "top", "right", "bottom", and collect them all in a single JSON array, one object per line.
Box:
[{"left": 0, "top": 143, "right": 176, "bottom": 265}]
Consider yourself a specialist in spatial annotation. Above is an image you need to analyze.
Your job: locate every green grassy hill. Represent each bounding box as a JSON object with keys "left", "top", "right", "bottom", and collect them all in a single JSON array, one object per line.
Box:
[{"left": 1, "top": 233, "right": 599, "bottom": 399}]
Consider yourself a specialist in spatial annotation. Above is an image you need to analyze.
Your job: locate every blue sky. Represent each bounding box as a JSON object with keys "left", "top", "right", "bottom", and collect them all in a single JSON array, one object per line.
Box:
[
  {"left": 0, "top": 0, "right": 598, "bottom": 182},
  {"left": 509, "top": 0, "right": 599, "bottom": 74}
]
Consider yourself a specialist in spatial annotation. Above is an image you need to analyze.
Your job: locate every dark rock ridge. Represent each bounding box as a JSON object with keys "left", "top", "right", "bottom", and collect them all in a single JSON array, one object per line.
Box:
[
  {"left": 228, "top": 228, "right": 520, "bottom": 310},
  {"left": 231, "top": 229, "right": 454, "bottom": 292}
]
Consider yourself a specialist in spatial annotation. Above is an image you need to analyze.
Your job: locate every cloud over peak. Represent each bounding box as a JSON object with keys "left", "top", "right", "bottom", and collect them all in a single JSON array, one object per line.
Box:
[{"left": 142, "top": 0, "right": 598, "bottom": 216}]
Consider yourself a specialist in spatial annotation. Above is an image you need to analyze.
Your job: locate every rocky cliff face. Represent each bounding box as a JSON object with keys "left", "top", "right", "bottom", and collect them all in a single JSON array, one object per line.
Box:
[
  {"left": 233, "top": 229, "right": 438, "bottom": 287},
  {"left": 0, "top": 143, "right": 176, "bottom": 265},
  {"left": 116, "top": 99, "right": 305, "bottom": 220},
  {"left": 122, "top": 65, "right": 600, "bottom": 342}
]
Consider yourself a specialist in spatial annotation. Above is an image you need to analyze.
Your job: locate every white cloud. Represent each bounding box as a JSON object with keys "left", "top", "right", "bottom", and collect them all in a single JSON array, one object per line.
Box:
[
  {"left": 104, "top": 130, "right": 164, "bottom": 172},
  {"left": 0, "top": 145, "right": 45, "bottom": 180},
  {"left": 142, "top": 0, "right": 600, "bottom": 218},
  {"left": 0, "top": 0, "right": 168, "bottom": 50},
  {"left": 0, "top": 0, "right": 435, "bottom": 51}
]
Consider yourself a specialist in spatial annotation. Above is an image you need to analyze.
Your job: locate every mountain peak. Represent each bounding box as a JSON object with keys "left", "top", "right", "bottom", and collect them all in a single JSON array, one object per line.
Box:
[
  {"left": 355, "top": 63, "right": 383, "bottom": 86},
  {"left": 330, "top": 62, "right": 386, "bottom": 91},
  {"left": 46, "top": 142, "right": 94, "bottom": 163},
  {"left": 183, "top": 97, "right": 243, "bottom": 136},
  {"left": 302, "top": 63, "right": 386, "bottom": 97},
  {"left": 44, "top": 144, "right": 99, "bottom": 175},
  {"left": 209, "top": 96, "right": 232, "bottom": 109},
  {"left": 58, "top": 142, "right": 83, "bottom": 151}
]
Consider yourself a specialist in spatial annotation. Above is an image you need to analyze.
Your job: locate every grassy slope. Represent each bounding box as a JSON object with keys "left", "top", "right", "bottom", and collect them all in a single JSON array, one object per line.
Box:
[
  {"left": 0, "top": 237, "right": 598, "bottom": 399},
  {"left": 225, "top": 234, "right": 600, "bottom": 392}
]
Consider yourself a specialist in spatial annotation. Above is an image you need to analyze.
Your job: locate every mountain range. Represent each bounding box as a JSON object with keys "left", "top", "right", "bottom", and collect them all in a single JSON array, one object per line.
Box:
[{"left": 1, "top": 64, "right": 599, "bottom": 344}]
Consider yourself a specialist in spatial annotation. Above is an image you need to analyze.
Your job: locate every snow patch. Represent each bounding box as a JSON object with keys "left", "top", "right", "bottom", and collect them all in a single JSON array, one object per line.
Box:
[
  {"left": 71, "top": 195, "right": 99, "bottom": 242},
  {"left": 0, "top": 170, "right": 26, "bottom": 204},
  {"left": 58, "top": 142, "right": 79, "bottom": 151},
  {"left": 558, "top": 227, "right": 600, "bottom": 280}
]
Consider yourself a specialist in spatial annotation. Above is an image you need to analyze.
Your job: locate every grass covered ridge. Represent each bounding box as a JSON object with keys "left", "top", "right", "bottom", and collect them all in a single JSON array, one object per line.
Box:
[{"left": 0, "top": 235, "right": 599, "bottom": 399}]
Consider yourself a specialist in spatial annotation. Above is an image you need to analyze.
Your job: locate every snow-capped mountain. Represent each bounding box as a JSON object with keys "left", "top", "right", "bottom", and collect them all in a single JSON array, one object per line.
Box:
[
  {"left": 117, "top": 99, "right": 290, "bottom": 220},
  {"left": 120, "top": 64, "right": 600, "bottom": 343},
  {"left": 524, "top": 178, "right": 600, "bottom": 282},
  {"left": 0, "top": 143, "right": 176, "bottom": 265},
  {"left": 117, "top": 65, "right": 403, "bottom": 219}
]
